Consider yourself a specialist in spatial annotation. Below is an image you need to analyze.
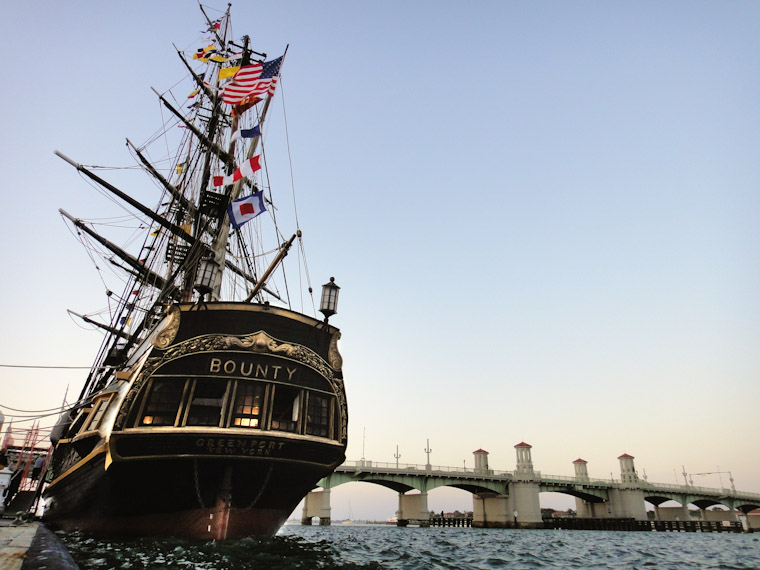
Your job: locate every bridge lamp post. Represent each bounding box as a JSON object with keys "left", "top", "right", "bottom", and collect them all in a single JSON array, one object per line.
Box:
[
  {"left": 687, "top": 470, "right": 736, "bottom": 493},
  {"left": 394, "top": 445, "right": 401, "bottom": 469},
  {"left": 425, "top": 439, "right": 432, "bottom": 471}
]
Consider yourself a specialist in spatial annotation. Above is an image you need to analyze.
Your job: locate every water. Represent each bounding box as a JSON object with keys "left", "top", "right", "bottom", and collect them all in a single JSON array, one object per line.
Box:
[{"left": 60, "top": 525, "right": 760, "bottom": 569}]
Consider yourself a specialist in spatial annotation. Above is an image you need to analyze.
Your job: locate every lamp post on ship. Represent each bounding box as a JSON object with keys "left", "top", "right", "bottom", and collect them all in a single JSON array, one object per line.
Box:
[
  {"left": 194, "top": 255, "right": 220, "bottom": 303},
  {"left": 319, "top": 277, "right": 340, "bottom": 322}
]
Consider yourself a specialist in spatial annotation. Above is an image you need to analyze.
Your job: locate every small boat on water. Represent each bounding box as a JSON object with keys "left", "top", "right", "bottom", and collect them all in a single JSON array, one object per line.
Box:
[{"left": 43, "top": 4, "right": 347, "bottom": 540}]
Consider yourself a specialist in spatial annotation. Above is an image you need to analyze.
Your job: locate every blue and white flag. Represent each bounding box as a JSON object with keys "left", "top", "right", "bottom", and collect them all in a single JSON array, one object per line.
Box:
[
  {"left": 230, "top": 124, "right": 261, "bottom": 142},
  {"left": 228, "top": 192, "right": 266, "bottom": 228}
]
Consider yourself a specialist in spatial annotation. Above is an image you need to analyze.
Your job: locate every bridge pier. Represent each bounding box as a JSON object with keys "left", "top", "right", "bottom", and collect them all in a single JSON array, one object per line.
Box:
[
  {"left": 607, "top": 488, "right": 647, "bottom": 520},
  {"left": 397, "top": 491, "right": 430, "bottom": 526},
  {"left": 301, "top": 489, "right": 332, "bottom": 526},
  {"left": 701, "top": 506, "right": 739, "bottom": 522},
  {"left": 653, "top": 504, "right": 691, "bottom": 521},
  {"left": 472, "top": 494, "right": 511, "bottom": 528},
  {"left": 575, "top": 498, "right": 610, "bottom": 518},
  {"left": 471, "top": 486, "right": 542, "bottom": 529},
  {"left": 512, "top": 481, "right": 543, "bottom": 528}
]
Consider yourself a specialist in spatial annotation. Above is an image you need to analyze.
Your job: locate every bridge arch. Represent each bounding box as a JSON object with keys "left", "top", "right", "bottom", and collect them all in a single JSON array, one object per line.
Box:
[
  {"left": 643, "top": 492, "right": 753, "bottom": 513},
  {"left": 736, "top": 501, "right": 760, "bottom": 514},
  {"left": 538, "top": 484, "right": 608, "bottom": 504},
  {"left": 319, "top": 472, "right": 507, "bottom": 496}
]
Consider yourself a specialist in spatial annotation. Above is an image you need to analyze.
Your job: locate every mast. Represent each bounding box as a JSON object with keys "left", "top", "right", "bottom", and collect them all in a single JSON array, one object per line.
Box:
[
  {"left": 207, "top": 50, "right": 286, "bottom": 301},
  {"left": 148, "top": 90, "right": 234, "bottom": 168},
  {"left": 173, "top": 7, "right": 237, "bottom": 299}
]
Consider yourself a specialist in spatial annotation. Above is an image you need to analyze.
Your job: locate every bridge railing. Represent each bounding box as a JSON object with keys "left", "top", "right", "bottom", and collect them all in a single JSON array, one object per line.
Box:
[
  {"left": 339, "top": 460, "right": 516, "bottom": 478},
  {"left": 637, "top": 480, "right": 760, "bottom": 500},
  {"left": 537, "top": 476, "right": 760, "bottom": 501},
  {"left": 637, "top": 480, "right": 718, "bottom": 494},
  {"left": 538, "top": 473, "right": 622, "bottom": 486}
]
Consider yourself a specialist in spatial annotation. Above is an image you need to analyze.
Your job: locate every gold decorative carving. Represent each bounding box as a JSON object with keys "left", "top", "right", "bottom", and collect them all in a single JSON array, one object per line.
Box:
[
  {"left": 151, "top": 306, "right": 181, "bottom": 349},
  {"left": 328, "top": 331, "right": 343, "bottom": 372},
  {"left": 224, "top": 331, "right": 297, "bottom": 355}
]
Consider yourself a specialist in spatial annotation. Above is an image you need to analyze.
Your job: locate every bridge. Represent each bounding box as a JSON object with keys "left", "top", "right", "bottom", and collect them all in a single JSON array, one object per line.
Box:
[{"left": 301, "top": 442, "right": 760, "bottom": 531}]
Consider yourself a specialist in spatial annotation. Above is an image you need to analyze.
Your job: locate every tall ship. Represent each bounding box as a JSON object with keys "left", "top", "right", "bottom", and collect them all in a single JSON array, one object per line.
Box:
[{"left": 43, "top": 5, "right": 347, "bottom": 539}]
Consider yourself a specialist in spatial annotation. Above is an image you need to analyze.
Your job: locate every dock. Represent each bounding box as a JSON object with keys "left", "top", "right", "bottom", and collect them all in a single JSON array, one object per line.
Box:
[
  {"left": 543, "top": 517, "right": 745, "bottom": 533},
  {"left": 0, "top": 520, "right": 78, "bottom": 570}
]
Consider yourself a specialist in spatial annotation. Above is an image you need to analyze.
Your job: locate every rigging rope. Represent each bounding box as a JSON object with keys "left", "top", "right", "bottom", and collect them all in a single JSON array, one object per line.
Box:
[{"left": 281, "top": 78, "right": 316, "bottom": 315}]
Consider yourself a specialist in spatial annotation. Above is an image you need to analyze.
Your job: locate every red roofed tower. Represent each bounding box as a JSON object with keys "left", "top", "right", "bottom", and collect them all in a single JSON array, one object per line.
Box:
[
  {"left": 514, "top": 442, "right": 534, "bottom": 478},
  {"left": 618, "top": 453, "right": 638, "bottom": 485},
  {"left": 473, "top": 449, "right": 489, "bottom": 473},
  {"left": 573, "top": 458, "right": 589, "bottom": 480}
]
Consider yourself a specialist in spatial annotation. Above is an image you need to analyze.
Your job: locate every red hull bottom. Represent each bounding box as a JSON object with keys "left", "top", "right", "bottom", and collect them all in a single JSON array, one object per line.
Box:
[{"left": 47, "top": 503, "right": 292, "bottom": 540}]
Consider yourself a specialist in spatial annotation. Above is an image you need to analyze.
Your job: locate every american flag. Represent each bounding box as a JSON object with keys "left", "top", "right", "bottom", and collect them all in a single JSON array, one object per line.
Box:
[{"left": 222, "top": 56, "right": 283, "bottom": 105}]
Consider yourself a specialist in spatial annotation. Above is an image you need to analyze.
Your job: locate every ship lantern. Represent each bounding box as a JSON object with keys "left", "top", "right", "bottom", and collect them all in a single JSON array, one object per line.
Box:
[
  {"left": 194, "top": 256, "right": 219, "bottom": 296},
  {"left": 319, "top": 277, "right": 340, "bottom": 322}
]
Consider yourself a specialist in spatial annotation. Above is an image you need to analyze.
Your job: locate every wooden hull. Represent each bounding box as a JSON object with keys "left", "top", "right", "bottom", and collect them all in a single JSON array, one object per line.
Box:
[
  {"left": 43, "top": 451, "right": 339, "bottom": 539},
  {"left": 43, "top": 302, "right": 347, "bottom": 539}
]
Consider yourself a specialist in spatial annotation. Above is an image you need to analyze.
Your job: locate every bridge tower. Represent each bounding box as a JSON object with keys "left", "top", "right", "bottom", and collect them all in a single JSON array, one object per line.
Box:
[
  {"left": 573, "top": 458, "right": 589, "bottom": 481},
  {"left": 618, "top": 453, "right": 638, "bottom": 485},
  {"left": 608, "top": 453, "right": 647, "bottom": 520},
  {"left": 572, "top": 458, "right": 609, "bottom": 517},
  {"left": 515, "top": 442, "right": 534, "bottom": 477},
  {"left": 473, "top": 449, "right": 490, "bottom": 474},
  {"left": 511, "top": 442, "right": 542, "bottom": 528}
]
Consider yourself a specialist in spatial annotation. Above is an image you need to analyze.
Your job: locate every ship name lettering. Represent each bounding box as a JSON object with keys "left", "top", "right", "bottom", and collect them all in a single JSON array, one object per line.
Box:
[
  {"left": 195, "top": 438, "right": 286, "bottom": 456},
  {"left": 209, "top": 358, "right": 297, "bottom": 381}
]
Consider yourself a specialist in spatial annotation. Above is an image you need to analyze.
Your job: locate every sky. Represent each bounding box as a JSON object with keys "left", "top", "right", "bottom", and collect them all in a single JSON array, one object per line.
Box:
[{"left": 1, "top": 1, "right": 759, "bottom": 521}]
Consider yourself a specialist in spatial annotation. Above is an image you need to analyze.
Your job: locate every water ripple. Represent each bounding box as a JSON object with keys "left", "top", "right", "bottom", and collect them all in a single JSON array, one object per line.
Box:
[{"left": 58, "top": 525, "right": 760, "bottom": 569}]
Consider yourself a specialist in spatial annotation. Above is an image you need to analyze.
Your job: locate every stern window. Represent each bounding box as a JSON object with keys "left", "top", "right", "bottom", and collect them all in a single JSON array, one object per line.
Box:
[
  {"left": 270, "top": 386, "right": 300, "bottom": 433},
  {"left": 68, "top": 408, "right": 92, "bottom": 437},
  {"left": 84, "top": 398, "right": 110, "bottom": 432},
  {"left": 141, "top": 380, "right": 184, "bottom": 426},
  {"left": 231, "top": 382, "right": 264, "bottom": 428},
  {"left": 185, "top": 380, "right": 228, "bottom": 427},
  {"left": 305, "top": 394, "right": 331, "bottom": 438}
]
